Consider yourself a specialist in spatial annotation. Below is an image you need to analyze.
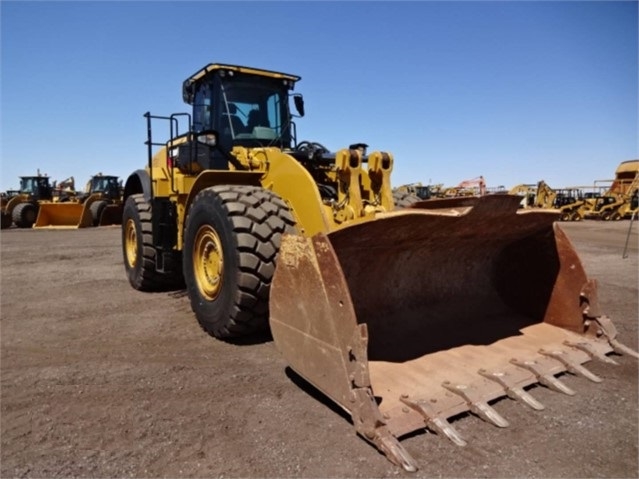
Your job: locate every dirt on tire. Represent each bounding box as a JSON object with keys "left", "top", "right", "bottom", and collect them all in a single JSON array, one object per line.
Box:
[{"left": 1, "top": 220, "right": 637, "bottom": 478}]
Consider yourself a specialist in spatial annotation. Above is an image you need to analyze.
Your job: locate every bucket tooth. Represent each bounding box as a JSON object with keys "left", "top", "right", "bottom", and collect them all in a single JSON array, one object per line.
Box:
[
  {"left": 477, "top": 368, "right": 545, "bottom": 411},
  {"left": 608, "top": 339, "right": 639, "bottom": 359},
  {"left": 538, "top": 349, "right": 602, "bottom": 383},
  {"left": 593, "top": 316, "right": 639, "bottom": 359},
  {"left": 374, "top": 426, "right": 419, "bottom": 472},
  {"left": 441, "top": 382, "right": 509, "bottom": 428},
  {"left": 350, "top": 387, "right": 418, "bottom": 472},
  {"left": 510, "top": 358, "right": 576, "bottom": 396},
  {"left": 563, "top": 340, "right": 619, "bottom": 365},
  {"left": 399, "top": 396, "right": 467, "bottom": 447}
]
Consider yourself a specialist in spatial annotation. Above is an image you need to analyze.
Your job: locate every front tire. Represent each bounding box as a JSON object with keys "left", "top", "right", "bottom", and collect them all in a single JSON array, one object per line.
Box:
[
  {"left": 122, "top": 194, "right": 183, "bottom": 291},
  {"left": 183, "top": 185, "right": 296, "bottom": 338},
  {"left": 12, "top": 202, "right": 38, "bottom": 228}
]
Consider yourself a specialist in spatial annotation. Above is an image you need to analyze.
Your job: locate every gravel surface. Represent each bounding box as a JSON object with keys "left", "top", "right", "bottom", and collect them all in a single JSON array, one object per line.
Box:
[{"left": 1, "top": 220, "right": 637, "bottom": 478}]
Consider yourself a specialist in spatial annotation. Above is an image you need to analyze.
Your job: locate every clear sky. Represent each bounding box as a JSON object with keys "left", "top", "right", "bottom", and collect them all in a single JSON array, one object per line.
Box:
[{"left": 1, "top": 1, "right": 637, "bottom": 192}]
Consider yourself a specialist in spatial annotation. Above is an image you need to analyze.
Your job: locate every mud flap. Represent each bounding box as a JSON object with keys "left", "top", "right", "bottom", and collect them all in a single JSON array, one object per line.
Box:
[{"left": 269, "top": 195, "right": 637, "bottom": 470}]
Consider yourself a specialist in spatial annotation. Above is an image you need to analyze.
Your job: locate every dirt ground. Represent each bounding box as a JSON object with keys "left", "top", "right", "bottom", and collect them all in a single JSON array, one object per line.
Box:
[{"left": 1, "top": 220, "right": 637, "bottom": 478}]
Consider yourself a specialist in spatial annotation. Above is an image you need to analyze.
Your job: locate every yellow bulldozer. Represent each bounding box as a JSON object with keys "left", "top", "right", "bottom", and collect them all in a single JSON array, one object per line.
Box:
[
  {"left": 1, "top": 173, "right": 55, "bottom": 229},
  {"left": 121, "top": 63, "right": 637, "bottom": 471},
  {"left": 34, "top": 173, "right": 124, "bottom": 228}
]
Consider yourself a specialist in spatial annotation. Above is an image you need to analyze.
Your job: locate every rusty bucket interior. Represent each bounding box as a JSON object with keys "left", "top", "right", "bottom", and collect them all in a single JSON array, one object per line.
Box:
[{"left": 269, "top": 195, "right": 627, "bottom": 471}]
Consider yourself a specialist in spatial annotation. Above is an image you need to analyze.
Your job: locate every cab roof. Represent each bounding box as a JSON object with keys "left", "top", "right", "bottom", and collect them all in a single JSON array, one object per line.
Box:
[
  {"left": 182, "top": 63, "right": 301, "bottom": 104},
  {"left": 186, "top": 63, "right": 301, "bottom": 85}
]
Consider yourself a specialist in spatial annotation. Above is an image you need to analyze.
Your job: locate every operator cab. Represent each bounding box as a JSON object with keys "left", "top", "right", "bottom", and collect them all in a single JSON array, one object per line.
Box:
[
  {"left": 89, "top": 175, "right": 121, "bottom": 200},
  {"left": 19, "top": 176, "right": 53, "bottom": 201},
  {"left": 183, "top": 64, "right": 303, "bottom": 152}
]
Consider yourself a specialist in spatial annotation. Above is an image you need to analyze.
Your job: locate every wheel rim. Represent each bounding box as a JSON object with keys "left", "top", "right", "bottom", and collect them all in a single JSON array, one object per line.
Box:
[
  {"left": 193, "top": 225, "right": 224, "bottom": 301},
  {"left": 124, "top": 218, "right": 138, "bottom": 267}
]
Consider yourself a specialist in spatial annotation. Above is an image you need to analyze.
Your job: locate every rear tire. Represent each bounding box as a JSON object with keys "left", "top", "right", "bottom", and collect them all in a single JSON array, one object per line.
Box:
[
  {"left": 12, "top": 202, "right": 38, "bottom": 228},
  {"left": 570, "top": 211, "right": 583, "bottom": 222},
  {"left": 183, "top": 185, "right": 296, "bottom": 338},
  {"left": 122, "top": 194, "right": 183, "bottom": 291},
  {"left": 90, "top": 200, "right": 108, "bottom": 226},
  {"left": 392, "top": 191, "right": 421, "bottom": 209}
]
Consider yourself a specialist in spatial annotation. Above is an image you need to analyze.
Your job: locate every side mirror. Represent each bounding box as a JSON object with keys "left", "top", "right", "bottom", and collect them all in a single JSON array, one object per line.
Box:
[{"left": 293, "top": 94, "right": 305, "bottom": 117}]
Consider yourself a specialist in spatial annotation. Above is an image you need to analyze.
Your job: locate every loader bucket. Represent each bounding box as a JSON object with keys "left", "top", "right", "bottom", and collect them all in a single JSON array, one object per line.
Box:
[
  {"left": 34, "top": 202, "right": 93, "bottom": 228},
  {"left": 269, "top": 194, "right": 636, "bottom": 471}
]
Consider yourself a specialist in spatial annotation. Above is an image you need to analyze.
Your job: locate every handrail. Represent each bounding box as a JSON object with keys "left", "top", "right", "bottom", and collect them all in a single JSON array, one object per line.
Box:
[{"left": 622, "top": 210, "right": 637, "bottom": 259}]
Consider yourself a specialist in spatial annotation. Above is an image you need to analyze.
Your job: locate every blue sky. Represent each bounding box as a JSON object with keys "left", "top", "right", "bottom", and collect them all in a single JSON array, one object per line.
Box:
[{"left": 1, "top": 1, "right": 637, "bottom": 192}]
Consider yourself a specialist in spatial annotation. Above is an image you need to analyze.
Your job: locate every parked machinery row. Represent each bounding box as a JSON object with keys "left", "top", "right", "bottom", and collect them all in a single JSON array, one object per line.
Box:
[
  {"left": 1, "top": 172, "right": 124, "bottom": 229},
  {"left": 396, "top": 159, "right": 638, "bottom": 221}
]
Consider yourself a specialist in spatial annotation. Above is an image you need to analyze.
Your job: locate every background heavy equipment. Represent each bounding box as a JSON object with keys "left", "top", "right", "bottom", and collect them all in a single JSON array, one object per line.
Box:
[
  {"left": 34, "top": 173, "right": 124, "bottom": 228},
  {"left": 532, "top": 180, "right": 591, "bottom": 221},
  {"left": 393, "top": 182, "right": 432, "bottom": 205},
  {"left": 121, "top": 63, "right": 637, "bottom": 471},
  {"left": 585, "top": 160, "right": 639, "bottom": 220},
  {"left": 53, "top": 176, "right": 78, "bottom": 202},
  {"left": 1, "top": 173, "right": 54, "bottom": 229},
  {"left": 439, "top": 176, "right": 487, "bottom": 197},
  {"left": 508, "top": 183, "right": 537, "bottom": 208}
]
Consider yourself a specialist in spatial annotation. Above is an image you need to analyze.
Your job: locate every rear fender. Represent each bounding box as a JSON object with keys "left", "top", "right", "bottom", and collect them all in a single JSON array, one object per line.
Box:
[
  {"left": 123, "top": 170, "right": 153, "bottom": 203},
  {"left": 178, "top": 170, "right": 263, "bottom": 250}
]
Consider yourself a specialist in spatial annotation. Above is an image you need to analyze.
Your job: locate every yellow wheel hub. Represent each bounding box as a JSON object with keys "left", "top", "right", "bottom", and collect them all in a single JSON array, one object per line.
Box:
[
  {"left": 193, "top": 225, "right": 224, "bottom": 301},
  {"left": 124, "top": 218, "right": 138, "bottom": 268}
]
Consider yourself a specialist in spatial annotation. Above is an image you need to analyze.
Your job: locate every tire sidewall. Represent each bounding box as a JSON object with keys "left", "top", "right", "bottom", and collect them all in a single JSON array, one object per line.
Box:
[
  {"left": 91, "top": 200, "right": 108, "bottom": 226},
  {"left": 13, "top": 203, "right": 37, "bottom": 228},
  {"left": 183, "top": 190, "right": 239, "bottom": 334},
  {"left": 122, "top": 196, "right": 145, "bottom": 289}
]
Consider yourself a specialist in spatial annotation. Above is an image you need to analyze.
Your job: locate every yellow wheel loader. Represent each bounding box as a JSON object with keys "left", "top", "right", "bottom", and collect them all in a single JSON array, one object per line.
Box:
[
  {"left": 1, "top": 174, "right": 54, "bottom": 229},
  {"left": 533, "top": 181, "right": 590, "bottom": 221},
  {"left": 34, "top": 174, "right": 123, "bottom": 228},
  {"left": 121, "top": 63, "right": 637, "bottom": 471},
  {"left": 585, "top": 160, "right": 639, "bottom": 221}
]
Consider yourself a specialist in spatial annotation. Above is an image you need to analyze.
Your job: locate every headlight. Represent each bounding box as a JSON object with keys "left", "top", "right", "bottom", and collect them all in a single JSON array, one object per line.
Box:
[{"left": 197, "top": 133, "right": 217, "bottom": 146}]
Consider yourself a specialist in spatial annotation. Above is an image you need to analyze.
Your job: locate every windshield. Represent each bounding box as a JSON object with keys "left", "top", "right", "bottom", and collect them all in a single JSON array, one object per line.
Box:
[
  {"left": 91, "top": 176, "right": 119, "bottom": 193},
  {"left": 191, "top": 73, "right": 293, "bottom": 149},
  {"left": 20, "top": 177, "right": 47, "bottom": 194},
  {"left": 220, "top": 77, "right": 290, "bottom": 146}
]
